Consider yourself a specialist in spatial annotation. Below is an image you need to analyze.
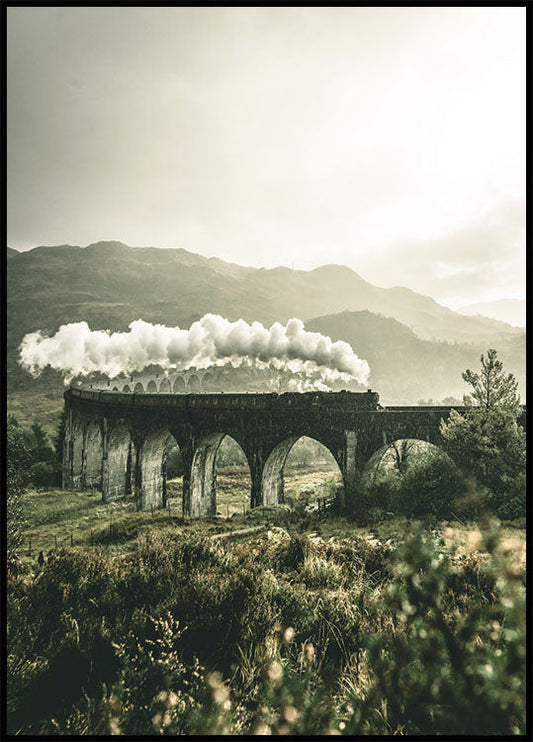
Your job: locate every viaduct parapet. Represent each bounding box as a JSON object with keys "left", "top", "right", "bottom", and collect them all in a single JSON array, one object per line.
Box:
[
  {"left": 72, "top": 364, "right": 291, "bottom": 394},
  {"left": 62, "top": 388, "right": 526, "bottom": 516}
]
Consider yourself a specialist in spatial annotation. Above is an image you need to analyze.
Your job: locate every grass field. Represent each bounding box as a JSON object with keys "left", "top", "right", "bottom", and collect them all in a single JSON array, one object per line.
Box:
[
  {"left": 20, "top": 465, "right": 340, "bottom": 562},
  {"left": 7, "top": 387, "right": 64, "bottom": 436},
  {"left": 20, "top": 464, "right": 525, "bottom": 574}
]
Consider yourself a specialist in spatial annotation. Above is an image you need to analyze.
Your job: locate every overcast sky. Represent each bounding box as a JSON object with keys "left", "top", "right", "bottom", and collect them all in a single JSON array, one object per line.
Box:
[{"left": 7, "top": 6, "right": 526, "bottom": 310}]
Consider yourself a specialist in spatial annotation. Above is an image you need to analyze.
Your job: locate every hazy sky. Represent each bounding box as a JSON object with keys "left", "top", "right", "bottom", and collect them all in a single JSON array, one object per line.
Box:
[{"left": 7, "top": 6, "right": 526, "bottom": 309}]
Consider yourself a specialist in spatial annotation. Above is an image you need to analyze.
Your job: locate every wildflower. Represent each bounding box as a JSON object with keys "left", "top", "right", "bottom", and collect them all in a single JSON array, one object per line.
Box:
[
  {"left": 283, "top": 626, "right": 295, "bottom": 643},
  {"left": 267, "top": 660, "right": 283, "bottom": 684},
  {"left": 304, "top": 642, "right": 315, "bottom": 661},
  {"left": 214, "top": 685, "right": 229, "bottom": 705},
  {"left": 109, "top": 694, "right": 122, "bottom": 714},
  {"left": 282, "top": 705, "right": 299, "bottom": 723},
  {"left": 167, "top": 691, "right": 179, "bottom": 707},
  {"left": 466, "top": 531, "right": 483, "bottom": 550},
  {"left": 401, "top": 600, "right": 416, "bottom": 616},
  {"left": 498, "top": 538, "right": 516, "bottom": 555},
  {"left": 109, "top": 718, "right": 121, "bottom": 735},
  {"left": 207, "top": 670, "right": 223, "bottom": 688},
  {"left": 490, "top": 621, "right": 501, "bottom": 640}
]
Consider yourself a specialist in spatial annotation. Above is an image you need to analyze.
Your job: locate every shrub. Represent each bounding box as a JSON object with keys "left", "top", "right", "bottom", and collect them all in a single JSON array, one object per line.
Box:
[
  {"left": 364, "top": 449, "right": 464, "bottom": 520},
  {"left": 7, "top": 518, "right": 525, "bottom": 735},
  {"left": 484, "top": 468, "right": 526, "bottom": 521},
  {"left": 343, "top": 525, "right": 526, "bottom": 735},
  {"left": 27, "top": 461, "right": 58, "bottom": 488},
  {"left": 395, "top": 454, "right": 464, "bottom": 519}
]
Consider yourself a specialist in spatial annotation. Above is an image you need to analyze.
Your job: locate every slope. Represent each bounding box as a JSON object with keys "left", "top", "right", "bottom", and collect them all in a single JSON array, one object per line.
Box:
[
  {"left": 306, "top": 311, "right": 526, "bottom": 405},
  {"left": 7, "top": 241, "right": 521, "bottom": 345}
]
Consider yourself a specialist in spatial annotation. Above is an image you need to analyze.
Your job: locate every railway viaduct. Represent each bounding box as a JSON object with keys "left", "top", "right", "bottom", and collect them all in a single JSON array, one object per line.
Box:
[
  {"left": 76, "top": 364, "right": 271, "bottom": 394},
  {"left": 62, "top": 387, "right": 526, "bottom": 516}
]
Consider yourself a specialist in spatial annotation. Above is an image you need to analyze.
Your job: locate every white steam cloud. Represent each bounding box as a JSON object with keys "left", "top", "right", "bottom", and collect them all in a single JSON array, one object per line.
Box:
[{"left": 19, "top": 314, "right": 370, "bottom": 390}]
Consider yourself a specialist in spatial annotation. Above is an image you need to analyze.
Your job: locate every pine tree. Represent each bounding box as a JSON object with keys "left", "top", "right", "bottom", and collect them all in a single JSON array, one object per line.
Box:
[
  {"left": 462, "top": 348, "right": 520, "bottom": 412},
  {"left": 440, "top": 350, "right": 525, "bottom": 519}
]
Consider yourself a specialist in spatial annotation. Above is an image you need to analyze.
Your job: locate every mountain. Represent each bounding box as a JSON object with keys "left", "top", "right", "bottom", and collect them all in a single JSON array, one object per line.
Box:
[
  {"left": 7, "top": 246, "right": 19, "bottom": 258},
  {"left": 6, "top": 241, "right": 526, "bottom": 415},
  {"left": 306, "top": 311, "right": 526, "bottom": 405},
  {"left": 7, "top": 240, "right": 522, "bottom": 343},
  {"left": 458, "top": 299, "right": 526, "bottom": 328}
]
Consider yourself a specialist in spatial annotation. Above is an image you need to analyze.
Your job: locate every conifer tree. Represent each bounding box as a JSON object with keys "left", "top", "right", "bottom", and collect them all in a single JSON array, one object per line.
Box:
[{"left": 440, "top": 350, "right": 525, "bottom": 518}]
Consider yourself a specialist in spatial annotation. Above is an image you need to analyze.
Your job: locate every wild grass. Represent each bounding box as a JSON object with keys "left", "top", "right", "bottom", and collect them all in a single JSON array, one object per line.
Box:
[
  {"left": 9, "top": 465, "right": 526, "bottom": 736},
  {"left": 19, "top": 465, "right": 340, "bottom": 564},
  {"left": 20, "top": 472, "right": 526, "bottom": 580},
  {"left": 7, "top": 387, "right": 64, "bottom": 437}
]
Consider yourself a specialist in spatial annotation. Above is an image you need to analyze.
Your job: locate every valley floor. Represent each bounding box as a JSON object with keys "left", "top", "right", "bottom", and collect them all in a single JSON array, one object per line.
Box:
[{"left": 18, "top": 466, "right": 525, "bottom": 570}]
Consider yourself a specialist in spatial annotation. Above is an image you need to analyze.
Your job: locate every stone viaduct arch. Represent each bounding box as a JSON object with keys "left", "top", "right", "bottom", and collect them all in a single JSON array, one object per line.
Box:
[
  {"left": 188, "top": 432, "right": 249, "bottom": 516},
  {"left": 62, "top": 388, "right": 526, "bottom": 516},
  {"left": 73, "top": 364, "right": 273, "bottom": 396}
]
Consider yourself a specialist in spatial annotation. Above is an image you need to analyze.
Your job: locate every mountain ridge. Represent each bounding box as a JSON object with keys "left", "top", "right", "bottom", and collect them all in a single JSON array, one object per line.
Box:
[
  {"left": 306, "top": 310, "right": 525, "bottom": 405},
  {"left": 7, "top": 240, "right": 522, "bottom": 342},
  {"left": 458, "top": 298, "right": 526, "bottom": 328},
  {"left": 6, "top": 241, "right": 526, "bottom": 406}
]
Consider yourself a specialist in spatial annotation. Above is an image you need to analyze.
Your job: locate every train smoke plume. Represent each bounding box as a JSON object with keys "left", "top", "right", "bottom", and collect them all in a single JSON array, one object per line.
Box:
[{"left": 19, "top": 314, "right": 370, "bottom": 389}]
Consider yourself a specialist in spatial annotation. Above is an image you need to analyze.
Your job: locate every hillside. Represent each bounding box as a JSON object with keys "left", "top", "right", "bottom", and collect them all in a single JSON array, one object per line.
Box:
[
  {"left": 306, "top": 311, "right": 526, "bottom": 405},
  {"left": 7, "top": 241, "right": 521, "bottom": 344},
  {"left": 6, "top": 242, "right": 526, "bottom": 419},
  {"left": 458, "top": 298, "right": 526, "bottom": 328}
]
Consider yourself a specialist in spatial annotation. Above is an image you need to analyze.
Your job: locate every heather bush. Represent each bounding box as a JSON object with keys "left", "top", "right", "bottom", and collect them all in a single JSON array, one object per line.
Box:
[
  {"left": 6, "top": 518, "right": 525, "bottom": 735},
  {"left": 343, "top": 523, "right": 525, "bottom": 735}
]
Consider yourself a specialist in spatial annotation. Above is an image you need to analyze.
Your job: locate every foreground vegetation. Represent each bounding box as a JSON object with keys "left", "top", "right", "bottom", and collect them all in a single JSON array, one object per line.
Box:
[{"left": 8, "top": 497, "right": 526, "bottom": 735}]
